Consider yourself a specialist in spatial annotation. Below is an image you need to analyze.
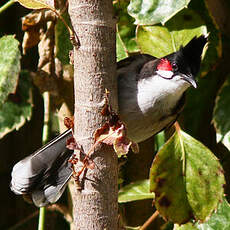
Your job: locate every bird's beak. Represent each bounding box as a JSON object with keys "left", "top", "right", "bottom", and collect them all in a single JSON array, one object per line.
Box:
[{"left": 181, "top": 74, "right": 197, "bottom": 88}]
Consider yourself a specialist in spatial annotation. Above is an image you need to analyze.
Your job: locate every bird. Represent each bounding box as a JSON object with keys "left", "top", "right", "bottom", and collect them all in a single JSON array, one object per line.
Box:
[{"left": 10, "top": 35, "right": 208, "bottom": 207}]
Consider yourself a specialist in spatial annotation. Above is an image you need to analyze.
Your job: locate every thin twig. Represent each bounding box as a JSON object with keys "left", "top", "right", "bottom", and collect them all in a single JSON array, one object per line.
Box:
[
  {"left": 49, "top": 8, "right": 80, "bottom": 48},
  {"left": 0, "top": 0, "right": 16, "bottom": 14},
  {"left": 49, "top": 204, "right": 73, "bottom": 223},
  {"left": 7, "top": 204, "right": 72, "bottom": 230},
  {"left": 140, "top": 210, "right": 159, "bottom": 230},
  {"left": 7, "top": 210, "right": 39, "bottom": 230}
]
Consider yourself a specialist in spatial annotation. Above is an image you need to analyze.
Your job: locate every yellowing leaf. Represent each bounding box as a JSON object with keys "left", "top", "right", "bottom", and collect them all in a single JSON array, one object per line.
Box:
[
  {"left": 17, "top": 0, "right": 54, "bottom": 10},
  {"left": 150, "top": 129, "right": 225, "bottom": 224}
]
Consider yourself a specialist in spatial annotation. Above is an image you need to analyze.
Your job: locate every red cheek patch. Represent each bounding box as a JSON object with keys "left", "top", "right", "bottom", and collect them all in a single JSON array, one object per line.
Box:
[{"left": 157, "top": 59, "right": 172, "bottom": 71}]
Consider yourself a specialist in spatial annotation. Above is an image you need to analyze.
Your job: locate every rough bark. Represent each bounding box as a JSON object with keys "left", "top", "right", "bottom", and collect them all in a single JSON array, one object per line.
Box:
[{"left": 68, "top": 1, "right": 118, "bottom": 229}]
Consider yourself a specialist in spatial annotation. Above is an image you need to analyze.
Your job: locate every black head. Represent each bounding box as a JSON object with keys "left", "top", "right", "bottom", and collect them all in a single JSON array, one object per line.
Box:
[
  {"left": 165, "top": 35, "right": 207, "bottom": 76},
  {"left": 155, "top": 35, "right": 207, "bottom": 88}
]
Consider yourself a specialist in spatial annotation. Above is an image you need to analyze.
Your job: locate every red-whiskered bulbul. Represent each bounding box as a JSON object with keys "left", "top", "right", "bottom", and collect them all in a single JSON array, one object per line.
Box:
[{"left": 10, "top": 35, "right": 207, "bottom": 206}]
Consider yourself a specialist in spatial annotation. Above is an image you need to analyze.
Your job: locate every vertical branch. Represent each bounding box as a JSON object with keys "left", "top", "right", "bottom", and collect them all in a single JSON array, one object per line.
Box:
[
  {"left": 38, "top": 91, "right": 50, "bottom": 230},
  {"left": 68, "top": 0, "right": 118, "bottom": 229}
]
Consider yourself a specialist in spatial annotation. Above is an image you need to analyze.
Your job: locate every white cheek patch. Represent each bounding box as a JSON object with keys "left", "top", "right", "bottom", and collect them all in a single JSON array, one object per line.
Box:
[{"left": 156, "top": 70, "right": 174, "bottom": 79}]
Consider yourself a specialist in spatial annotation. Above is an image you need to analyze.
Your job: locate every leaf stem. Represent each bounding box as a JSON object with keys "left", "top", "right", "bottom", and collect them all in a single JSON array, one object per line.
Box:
[
  {"left": 140, "top": 210, "right": 159, "bottom": 230},
  {"left": 42, "top": 92, "right": 50, "bottom": 144},
  {"left": 174, "top": 121, "right": 181, "bottom": 132},
  {"left": 38, "top": 207, "right": 46, "bottom": 230},
  {"left": 0, "top": 0, "right": 16, "bottom": 14},
  {"left": 49, "top": 8, "right": 80, "bottom": 47},
  {"left": 37, "top": 92, "right": 51, "bottom": 230}
]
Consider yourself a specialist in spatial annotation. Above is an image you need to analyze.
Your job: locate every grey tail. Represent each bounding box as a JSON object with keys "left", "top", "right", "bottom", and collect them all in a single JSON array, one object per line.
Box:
[{"left": 10, "top": 129, "right": 73, "bottom": 207}]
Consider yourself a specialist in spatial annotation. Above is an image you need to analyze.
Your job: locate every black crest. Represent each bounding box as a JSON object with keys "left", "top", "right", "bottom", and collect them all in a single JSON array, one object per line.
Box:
[{"left": 180, "top": 35, "right": 208, "bottom": 76}]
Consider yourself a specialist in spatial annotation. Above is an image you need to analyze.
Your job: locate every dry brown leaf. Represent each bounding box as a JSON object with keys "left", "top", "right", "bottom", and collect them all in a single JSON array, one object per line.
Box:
[
  {"left": 30, "top": 70, "right": 58, "bottom": 95},
  {"left": 22, "top": 10, "right": 43, "bottom": 54},
  {"left": 94, "top": 121, "right": 132, "bottom": 156},
  {"left": 131, "top": 142, "right": 139, "bottom": 153},
  {"left": 21, "top": 10, "right": 56, "bottom": 54},
  {"left": 64, "top": 117, "right": 74, "bottom": 130},
  {"left": 83, "top": 157, "right": 95, "bottom": 170},
  {"left": 114, "top": 136, "right": 132, "bottom": 156},
  {"left": 66, "top": 136, "right": 77, "bottom": 150}
]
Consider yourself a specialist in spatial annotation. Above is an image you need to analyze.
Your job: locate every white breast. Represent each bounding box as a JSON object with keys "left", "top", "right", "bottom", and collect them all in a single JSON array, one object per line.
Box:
[
  {"left": 118, "top": 73, "right": 190, "bottom": 143},
  {"left": 137, "top": 74, "right": 189, "bottom": 115}
]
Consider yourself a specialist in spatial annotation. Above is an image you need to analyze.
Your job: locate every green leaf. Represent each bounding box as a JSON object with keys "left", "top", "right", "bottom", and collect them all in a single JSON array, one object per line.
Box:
[
  {"left": 116, "top": 32, "right": 129, "bottom": 62},
  {"left": 155, "top": 131, "right": 165, "bottom": 151},
  {"left": 137, "top": 9, "right": 207, "bottom": 58},
  {"left": 55, "top": 12, "right": 73, "bottom": 65},
  {"left": 175, "top": 198, "right": 230, "bottom": 230},
  {"left": 174, "top": 223, "right": 198, "bottom": 230},
  {"left": 213, "top": 75, "right": 230, "bottom": 150},
  {"left": 0, "top": 35, "right": 21, "bottom": 107},
  {"left": 150, "top": 129, "right": 225, "bottom": 224},
  {"left": 196, "top": 198, "right": 230, "bottom": 230},
  {"left": 118, "top": 179, "right": 154, "bottom": 203},
  {"left": 0, "top": 71, "right": 32, "bottom": 138},
  {"left": 163, "top": 222, "right": 174, "bottom": 230},
  {"left": 128, "top": 0, "right": 191, "bottom": 25},
  {"left": 16, "top": 0, "right": 54, "bottom": 10},
  {"left": 114, "top": 0, "right": 139, "bottom": 61}
]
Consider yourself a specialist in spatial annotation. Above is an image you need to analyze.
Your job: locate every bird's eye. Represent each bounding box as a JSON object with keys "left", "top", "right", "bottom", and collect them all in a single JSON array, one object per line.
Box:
[{"left": 172, "top": 63, "right": 178, "bottom": 71}]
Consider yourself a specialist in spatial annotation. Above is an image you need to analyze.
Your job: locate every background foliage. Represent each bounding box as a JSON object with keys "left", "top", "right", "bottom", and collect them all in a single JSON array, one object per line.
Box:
[{"left": 1, "top": 0, "right": 230, "bottom": 229}]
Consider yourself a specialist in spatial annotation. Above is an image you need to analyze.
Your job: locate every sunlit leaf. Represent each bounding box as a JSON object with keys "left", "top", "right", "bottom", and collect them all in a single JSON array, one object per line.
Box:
[
  {"left": 196, "top": 197, "right": 230, "bottom": 230},
  {"left": 137, "top": 9, "right": 207, "bottom": 58},
  {"left": 150, "top": 129, "right": 225, "bottom": 224},
  {"left": 174, "top": 223, "right": 198, "bottom": 230},
  {"left": 0, "top": 35, "right": 21, "bottom": 107},
  {"left": 118, "top": 179, "right": 154, "bottom": 203},
  {"left": 128, "top": 0, "right": 191, "bottom": 25},
  {"left": 16, "top": 0, "right": 54, "bottom": 10},
  {"left": 125, "top": 226, "right": 140, "bottom": 230},
  {"left": 0, "top": 71, "right": 32, "bottom": 138},
  {"left": 116, "top": 32, "right": 129, "bottom": 62},
  {"left": 155, "top": 131, "right": 165, "bottom": 151},
  {"left": 175, "top": 198, "right": 230, "bottom": 230}
]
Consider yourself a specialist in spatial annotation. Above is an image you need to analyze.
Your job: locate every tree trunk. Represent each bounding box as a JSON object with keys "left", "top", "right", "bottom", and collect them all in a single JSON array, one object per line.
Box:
[{"left": 68, "top": 1, "right": 118, "bottom": 229}]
